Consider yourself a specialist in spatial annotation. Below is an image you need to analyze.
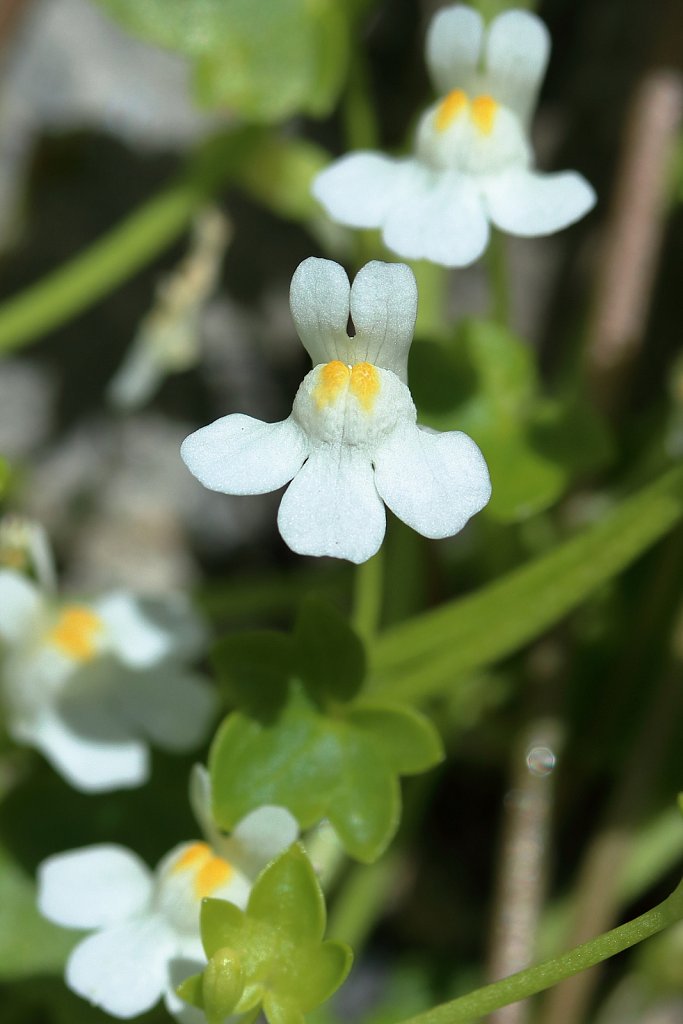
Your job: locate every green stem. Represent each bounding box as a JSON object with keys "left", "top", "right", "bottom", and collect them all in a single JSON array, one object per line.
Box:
[
  {"left": 411, "top": 261, "right": 450, "bottom": 341},
  {"left": 393, "top": 879, "right": 683, "bottom": 1024},
  {"left": 328, "top": 852, "right": 402, "bottom": 949},
  {"left": 0, "top": 131, "right": 258, "bottom": 354},
  {"left": 352, "top": 549, "right": 384, "bottom": 643},
  {"left": 487, "top": 228, "right": 511, "bottom": 328}
]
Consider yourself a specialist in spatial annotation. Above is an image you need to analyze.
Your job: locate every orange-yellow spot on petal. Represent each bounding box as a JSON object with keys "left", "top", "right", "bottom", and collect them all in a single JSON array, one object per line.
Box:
[
  {"left": 48, "top": 605, "right": 103, "bottom": 661},
  {"left": 435, "top": 88, "right": 469, "bottom": 132},
  {"left": 173, "top": 842, "right": 210, "bottom": 872},
  {"left": 195, "top": 855, "right": 232, "bottom": 898},
  {"left": 350, "top": 362, "right": 380, "bottom": 412},
  {"left": 470, "top": 94, "right": 498, "bottom": 135},
  {"left": 314, "top": 360, "right": 351, "bottom": 409}
]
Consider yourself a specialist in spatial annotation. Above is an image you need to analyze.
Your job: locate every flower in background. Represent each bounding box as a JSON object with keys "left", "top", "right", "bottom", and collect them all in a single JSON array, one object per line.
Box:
[
  {"left": 0, "top": 569, "right": 216, "bottom": 791},
  {"left": 181, "top": 257, "right": 491, "bottom": 564},
  {"left": 38, "top": 766, "right": 299, "bottom": 1021},
  {"left": 313, "top": 5, "right": 596, "bottom": 267},
  {"left": 108, "top": 208, "right": 231, "bottom": 410}
]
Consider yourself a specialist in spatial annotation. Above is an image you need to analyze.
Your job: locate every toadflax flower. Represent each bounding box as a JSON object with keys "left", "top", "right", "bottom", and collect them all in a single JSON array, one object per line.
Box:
[
  {"left": 181, "top": 257, "right": 491, "bottom": 564},
  {"left": 313, "top": 5, "right": 596, "bottom": 267},
  {"left": 38, "top": 766, "right": 299, "bottom": 1021},
  {"left": 0, "top": 568, "right": 216, "bottom": 791}
]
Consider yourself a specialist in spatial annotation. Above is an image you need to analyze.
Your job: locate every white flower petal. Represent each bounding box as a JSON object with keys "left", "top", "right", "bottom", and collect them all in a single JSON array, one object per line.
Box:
[
  {"left": 225, "top": 806, "right": 299, "bottom": 880},
  {"left": 30, "top": 707, "right": 148, "bottom": 792},
  {"left": 277, "top": 446, "right": 385, "bottom": 563},
  {"left": 66, "top": 916, "right": 174, "bottom": 1019},
  {"left": 289, "top": 256, "right": 351, "bottom": 365},
  {"left": 348, "top": 261, "right": 417, "bottom": 384},
  {"left": 116, "top": 669, "right": 216, "bottom": 752},
  {"left": 425, "top": 4, "right": 485, "bottom": 95},
  {"left": 374, "top": 424, "right": 491, "bottom": 538},
  {"left": 312, "top": 154, "right": 416, "bottom": 232},
  {"left": 38, "top": 845, "right": 153, "bottom": 929},
  {"left": 382, "top": 170, "right": 489, "bottom": 267},
  {"left": 483, "top": 168, "right": 596, "bottom": 236},
  {"left": 485, "top": 10, "right": 551, "bottom": 126},
  {"left": 181, "top": 414, "right": 309, "bottom": 495},
  {"left": 96, "top": 592, "right": 172, "bottom": 669},
  {"left": 189, "top": 763, "right": 216, "bottom": 844},
  {"left": 0, "top": 569, "right": 43, "bottom": 642}
]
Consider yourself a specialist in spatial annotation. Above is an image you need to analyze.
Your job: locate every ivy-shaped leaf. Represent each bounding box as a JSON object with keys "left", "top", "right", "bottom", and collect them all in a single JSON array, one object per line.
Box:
[
  {"left": 92, "top": 0, "right": 351, "bottom": 123},
  {"left": 211, "top": 601, "right": 444, "bottom": 862},
  {"left": 178, "top": 844, "right": 353, "bottom": 1024}
]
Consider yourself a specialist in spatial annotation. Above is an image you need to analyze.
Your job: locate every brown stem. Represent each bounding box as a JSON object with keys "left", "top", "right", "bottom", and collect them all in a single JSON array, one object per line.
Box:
[
  {"left": 486, "top": 717, "right": 562, "bottom": 1024},
  {"left": 584, "top": 70, "right": 683, "bottom": 417}
]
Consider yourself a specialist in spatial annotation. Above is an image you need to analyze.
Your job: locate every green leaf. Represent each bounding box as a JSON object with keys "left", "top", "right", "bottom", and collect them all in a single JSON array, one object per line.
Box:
[
  {"left": 249, "top": 842, "right": 324, "bottom": 944},
  {"left": 294, "top": 597, "right": 366, "bottom": 703},
  {"left": 93, "top": 0, "right": 350, "bottom": 122},
  {"left": 212, "top": 631, "right": 294, "bottom": 716},
  {"left": 0, "top": 844, "right": 75, "bottom": 979},
  {"left": 202, "top": 897, "right": 247, "bottom": 958},
  {"left": 348, "top": 704, "right": 444, "bottom": 774},
  {"left": 180, "top": 847, "right": 353, "bottom": 1024},
  {"left": 210, "top": 683, "right": 402, "bottom": 862},
  {"left": 373, "top": 464, "right": 683, "bottom": 702}
]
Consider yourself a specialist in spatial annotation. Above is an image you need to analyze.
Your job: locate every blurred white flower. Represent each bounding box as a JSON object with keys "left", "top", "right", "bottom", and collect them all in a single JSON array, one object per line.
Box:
[
  {"left": 0, "top": 569, "right": 215, "bottom": 791},
  {"left": 38, "top": 766, "right": 299, "bottom": 1021},
  {"left": 181, "top": 257, "right": 491, "bottom": 564},
  {"left": 108, "top": 209, "right": 232, "bottom": 410},
  {"left": 313, "top": 5, "right": 596, "bottom": 267}
]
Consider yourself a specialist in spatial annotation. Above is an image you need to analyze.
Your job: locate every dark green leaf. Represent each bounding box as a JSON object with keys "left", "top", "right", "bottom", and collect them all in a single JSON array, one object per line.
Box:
[{"left": 294, "top": 597, "right": 366, "bottom": 703}]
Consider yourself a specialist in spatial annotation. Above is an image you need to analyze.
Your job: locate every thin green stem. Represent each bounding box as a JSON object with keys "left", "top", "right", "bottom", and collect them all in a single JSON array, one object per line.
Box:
[
  {"left": 393, "top": 879, "right": 683, "bottom": 1024},
  {"left": 328, "top": 852, "right": 402, "bottom": 949},
  {"left": 411, "top": 261, "right": 450, "bottom": 341},
  {"left": 352, "top": 549, "right": 384, "bottom": 643},
  {"left": 487, "top": 229, "right": 512, "bottom": 329},
  {"left": 0, "top": 131, "right": 258, "bottom": 354}
]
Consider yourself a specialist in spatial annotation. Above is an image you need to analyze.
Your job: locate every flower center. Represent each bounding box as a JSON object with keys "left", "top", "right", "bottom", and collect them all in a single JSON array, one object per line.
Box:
[
  {"left": 417, "top": 90, "right": 530, "bottom": 176},
  {"left": 47, "top": 605, "right": 103, "bottom": 661},
  {"left": 314, "top": 360, "right": 380, "bottom": 413},
  {"left": 172, "top": 841, "right": 233, "bottom": 898},
  {"left": 435, "top": 89, "right": 499, "bottom": 135}
]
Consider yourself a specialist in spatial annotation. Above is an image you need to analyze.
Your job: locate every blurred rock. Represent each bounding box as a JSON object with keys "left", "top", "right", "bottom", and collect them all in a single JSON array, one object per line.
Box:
[{"left": 0, "top": 357, "right": 55, "bottom": 457}]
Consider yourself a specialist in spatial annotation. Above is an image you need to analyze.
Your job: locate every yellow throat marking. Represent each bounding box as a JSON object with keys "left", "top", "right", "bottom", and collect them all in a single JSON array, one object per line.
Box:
[
  {"left": 314, "top": 360, "right": 380, "bottom": 413},
  {"left": 173, "top": 842, "right": 233, "bottom": 898},
  {"left": 436, "top": 90, "right": 499, "bottom": 135},
  {"left": 48, "top": 605, "right": 103, "bottom": 661}
]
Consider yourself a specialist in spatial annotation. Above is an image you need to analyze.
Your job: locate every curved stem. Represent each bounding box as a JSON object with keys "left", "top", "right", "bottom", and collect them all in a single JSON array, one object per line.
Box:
[
  {"left": 0, "top": 131, "right": 258, "bottom": 354},
  {"left": 393, "top": 879, "right": 683, "bottom": 1024}
]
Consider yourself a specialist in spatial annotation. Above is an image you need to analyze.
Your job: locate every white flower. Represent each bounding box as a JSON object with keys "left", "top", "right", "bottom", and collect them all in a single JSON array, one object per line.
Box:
[
  {"left": 313, "top": 5, "right": 596, "bottom": 267},
  {"left": 181, "top": 258, "right": 491, "bottom": 564},
  {"left": 0, "top": 569, "right": 216, "bottom": 791},
  {"left": 38, "top": 766, "right": 299, "bottom": 1021}
]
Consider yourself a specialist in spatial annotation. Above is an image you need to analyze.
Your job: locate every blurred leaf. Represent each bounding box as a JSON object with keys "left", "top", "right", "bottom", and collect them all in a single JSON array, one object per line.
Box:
[
  {"left": 373, "top": 464, "right": 683, "bottom": 701},
  {"left": 0, "top": 844, "right": 75, "bottom": 979},
  {"left": 236, "top": 137, "right": 330, "bottom": 221},
  {"left": 0, "top": 457, "right": 11, "bottom": 499},
  {"left": 93, "top": 0, "right": 350, "bottom": 122},
  {"left": 179, "top": 846, "right": 352, "bottom": 1024},
  {"left": 210, "top": 606, "right": 443, "bottom": 861},
  {"left": 294, "top": 597, "right": 366, "bottom": 703}
]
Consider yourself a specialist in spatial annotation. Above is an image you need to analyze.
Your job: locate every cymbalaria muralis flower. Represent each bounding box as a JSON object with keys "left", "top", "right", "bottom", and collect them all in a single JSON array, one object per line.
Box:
[
  {"left": 181, "top": 257, "right": 491, "bottom": 564},
  {"left": 37, "top": 766, "right": 299, "bottom": 1021},
  {"left": 0, "top": 569, "right": 215, "bottom": 791},
  {"left": 313, "top": 4, "right": 596, "bottom": 266}
]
